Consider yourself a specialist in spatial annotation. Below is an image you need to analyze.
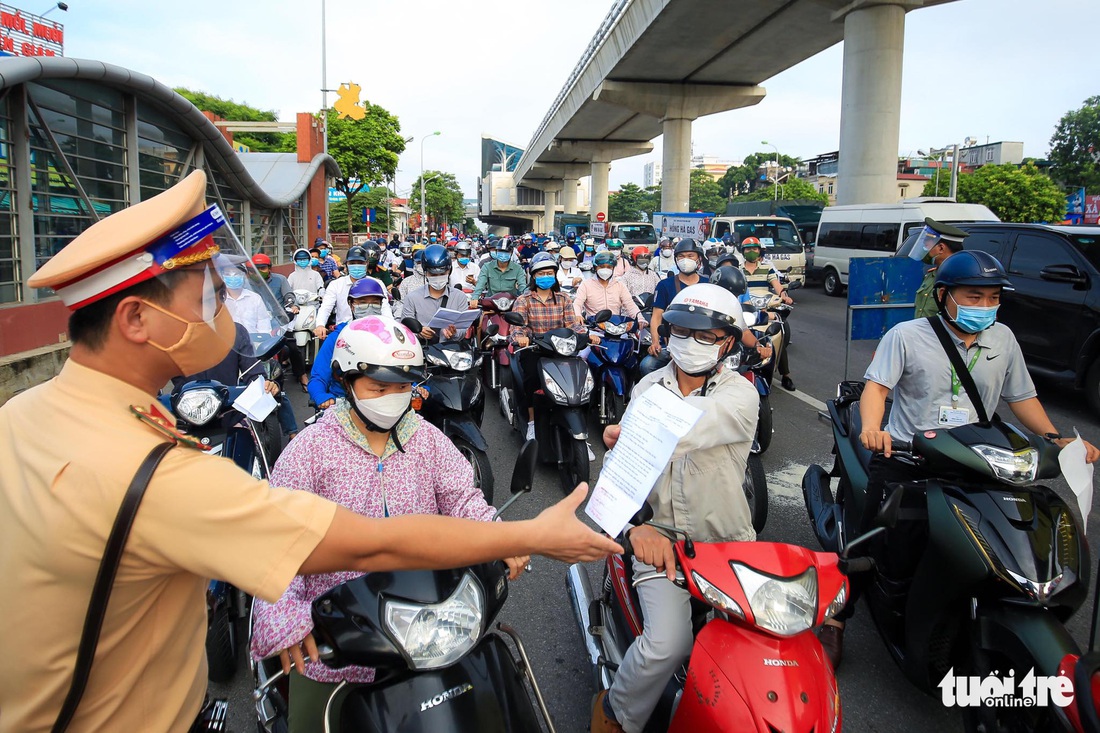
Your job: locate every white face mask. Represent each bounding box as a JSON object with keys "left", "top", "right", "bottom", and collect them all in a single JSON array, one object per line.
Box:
[
  {"left": 660, "top": 249, "right": 674, "bottom": 259},
  {"left": 353, "top": 389, "right": 412, "bottom": 430},
  {"left": 668, "top": 336, "right": 724, "bottom": 375},
  {"left": 562, "top": 260, "right": 576, "bottom": 269},
  {"left": 637, "top": 260, "right": 650, "bottom": 271},
  {"left": 426, "top": 275, "right": 449, "bottom": 290},
  {"left": 676, "top": 257, "right": 699, "bottom": 274},
  {"left": 596, "top": 267, "right": 614, "bottom": 280}
]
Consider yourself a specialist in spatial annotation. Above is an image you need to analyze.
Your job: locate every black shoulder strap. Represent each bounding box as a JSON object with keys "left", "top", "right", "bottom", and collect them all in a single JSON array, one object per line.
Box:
[
  {"left": 52, "top": 441, "right": 175, "bottom": 733},
  {"left": 926, "top": 316, "right": 990, "bottom": 425}
]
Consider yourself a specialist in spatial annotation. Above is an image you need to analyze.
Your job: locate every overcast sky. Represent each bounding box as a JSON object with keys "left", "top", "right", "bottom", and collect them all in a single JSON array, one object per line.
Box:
[{"left": 61, "top": 0, "right": 1095, "bottom": 199}]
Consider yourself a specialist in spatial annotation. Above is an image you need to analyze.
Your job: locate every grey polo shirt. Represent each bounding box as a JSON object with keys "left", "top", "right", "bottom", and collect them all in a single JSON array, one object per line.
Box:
[
  {"left": 403, "top": 284, "right": 469, "bottom": 338},
  {"left": 864, "top": 316, "right": 1036, "bottom": 442}
]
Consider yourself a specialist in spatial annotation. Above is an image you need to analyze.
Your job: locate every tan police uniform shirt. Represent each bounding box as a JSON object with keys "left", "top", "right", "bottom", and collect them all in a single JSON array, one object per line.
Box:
[{"left": 0, "top": 360, "right": 337, "bottom": 733}]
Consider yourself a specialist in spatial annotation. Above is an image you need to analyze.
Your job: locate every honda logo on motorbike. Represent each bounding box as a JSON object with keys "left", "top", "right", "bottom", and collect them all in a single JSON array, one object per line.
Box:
[
  {"left": 763, "top": 658, "right": 798, "bottom": 667},
  {"left": 938, "top": 668, "right": 1073, "bottom": 709},
  {"left": 420, "top": 683, "right": 474, "bottom": 712}
]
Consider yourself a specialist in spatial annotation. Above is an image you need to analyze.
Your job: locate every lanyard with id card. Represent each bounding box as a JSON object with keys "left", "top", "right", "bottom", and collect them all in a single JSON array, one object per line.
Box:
[{"left": 939, "top": 346, "right": 981, "bottom": 426}]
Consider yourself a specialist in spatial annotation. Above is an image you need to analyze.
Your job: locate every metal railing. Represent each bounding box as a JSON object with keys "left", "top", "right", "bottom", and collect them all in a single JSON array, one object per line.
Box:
[{"left": 521, "top": 0, "right": 634, "bottom": 161}]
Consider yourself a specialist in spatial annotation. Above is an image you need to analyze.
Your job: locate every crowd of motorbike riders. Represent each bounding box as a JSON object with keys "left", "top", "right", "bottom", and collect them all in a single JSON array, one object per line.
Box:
[{"left": 176, "top": 222, "right": 1100, "bottom": 733}]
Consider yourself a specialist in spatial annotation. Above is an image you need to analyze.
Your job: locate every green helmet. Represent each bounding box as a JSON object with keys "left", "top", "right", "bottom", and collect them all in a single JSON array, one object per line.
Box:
[{"left": 606, "top": 238, "right": 625, "bottom": 250}]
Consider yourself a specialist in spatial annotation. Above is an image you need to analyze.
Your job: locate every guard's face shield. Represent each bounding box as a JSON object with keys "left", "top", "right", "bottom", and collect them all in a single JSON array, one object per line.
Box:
[
  {"left": 909, "top": 225, "right": 942, "bottom": 262},
  {"left": 154, "top": 205, "right": 290, "bottom": 360}
]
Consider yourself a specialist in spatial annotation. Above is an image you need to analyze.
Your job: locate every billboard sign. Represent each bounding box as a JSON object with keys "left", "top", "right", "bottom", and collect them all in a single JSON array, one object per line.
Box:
[
  {"left": 653, "top": 211, "right": 715, "bottom": 240},
  {"left": 1085, "top": 195, "right": 1100, "bottom": 225},
  {"left": 0, "top": 4, "right": 63, "bottom": 57}
]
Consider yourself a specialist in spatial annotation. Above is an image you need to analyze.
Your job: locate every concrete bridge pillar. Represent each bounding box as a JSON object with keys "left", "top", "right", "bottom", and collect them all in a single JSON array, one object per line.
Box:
[
  {"left": 836, "top": 2, "right": 907, "bottom": 205},
  {"left": 562, "top": 178, "right": 579, "bottom": 214},
  {"left": 592, "top": 81, "right": 765, "bottom": 213},
  {"left": 543, "top": 189, "right": 558, "bottom": 234},
  {"left": 590, "top": 161, "right": 611, "bottom": 221}
]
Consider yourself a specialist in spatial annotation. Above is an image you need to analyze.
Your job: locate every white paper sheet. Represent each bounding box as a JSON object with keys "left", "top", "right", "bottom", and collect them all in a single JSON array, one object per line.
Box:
[
  {"left": 426, "top": 307, "right": 481, "bottom": 332},
  {"left": 232, "top": 376, "right": 278, "bottom": 422},
  {"left": 1059, "top": 428, "right": 1095, "bottom": 533},
  {"left": 584, "top": 384, "right": 703, "bottom": 536}
]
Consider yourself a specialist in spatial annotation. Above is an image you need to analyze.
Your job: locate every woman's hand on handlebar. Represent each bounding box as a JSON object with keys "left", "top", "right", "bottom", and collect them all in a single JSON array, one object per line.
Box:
[
  {"left": 280, "top": 631, "right": 320, "bottom": 675},
  {"left": 860, "top": 429, "right": 894, "bottom": 458},
  {"left": 514, "top": 335, "right": 530, "bottom": 348},
  {"left": 504, "top": 555, "right": 529, "bottom": 580},
  {"left": 629, "top": 525, "right": 677, "bottom": 580}
]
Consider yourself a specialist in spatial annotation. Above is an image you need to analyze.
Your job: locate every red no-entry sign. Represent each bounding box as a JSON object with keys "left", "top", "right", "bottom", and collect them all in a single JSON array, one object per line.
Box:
[{"left": 596, "top": 212, "right": 606, "bottom": 222}]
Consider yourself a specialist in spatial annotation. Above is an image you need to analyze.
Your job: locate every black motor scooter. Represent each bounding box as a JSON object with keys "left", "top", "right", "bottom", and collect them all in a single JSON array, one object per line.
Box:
[
  {"left": 500, "top": 309, "right": 610, "bottom": 494},
  {"left": 252, "top": 440, "right": 559, "bottom": 733},
  {"left": 803, "top": 381, "right": 1089, "bottom": 733}
]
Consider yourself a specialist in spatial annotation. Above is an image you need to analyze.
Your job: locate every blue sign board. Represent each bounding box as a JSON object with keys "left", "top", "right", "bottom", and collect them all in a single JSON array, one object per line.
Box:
[{"left": 847, "top": 257, "right": 925, "bottom": 340}]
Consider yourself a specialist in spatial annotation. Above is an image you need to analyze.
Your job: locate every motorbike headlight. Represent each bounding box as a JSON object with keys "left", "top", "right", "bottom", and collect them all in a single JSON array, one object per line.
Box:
[
  {"left": 493, "top": 296, "right": 514, "bottom": 311},
  {"left": 542, "top": 370, "right": 569, "bottom": 403},
  {"left": 551, "top": 334, "right": 577, "bottom": 356},
  {"left": 751, "top": 296, "right": 770, "bottom": 309},
  {"left": 580, "top": 369, "right": 595, "bottom": 401},
  {"left": 603, "top": 322, "right": 627, "bottom": 336},
  {"left": 427, "top": 353, "right": 450, "bottom": 367},
  {"left": 971, "top": 444, "right": 1038, "bottom": 485},
  {"left": 489, "top": 334, "right": 508, "bottom": 346},
  {"left": 691, "top": 571, "right": 744, "bottom": 618},
  {"left": 175, "top": 388, "right": 223, "bottom": 427},
  {"left": 725, "top": 351, "right": 742, "bottom": 369},
  {"left": 303, "top": 313, "right": 316, "bottom": 329},
  {"left": 384, "top": 573, "right": 484, "bottom": 670},
  {"left": 446, "top": 350, "right": 474, "bottom": 371},
  {"left": 824, "top": 582, "right": 847, "bottom": 620},
  {"left": 732, "top": 563, "right": 818, "bottom": 636}
]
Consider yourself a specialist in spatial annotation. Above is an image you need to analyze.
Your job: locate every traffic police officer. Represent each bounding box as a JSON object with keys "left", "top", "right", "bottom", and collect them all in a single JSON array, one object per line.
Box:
[
  {"left": 911, "top": 217, "right": 967, "bottom": 318},
  {"left": 0, "top": 171, "right": 620, "bottom": 733}
]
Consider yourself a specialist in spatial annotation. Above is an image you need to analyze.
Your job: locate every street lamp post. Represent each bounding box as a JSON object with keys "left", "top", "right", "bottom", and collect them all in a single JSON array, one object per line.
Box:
[
  {"left": 762, "top": 141, "right": 780, "bottom": 201},
  {"left": 420, "top": 131, "right": 441, "bottom": 235}
]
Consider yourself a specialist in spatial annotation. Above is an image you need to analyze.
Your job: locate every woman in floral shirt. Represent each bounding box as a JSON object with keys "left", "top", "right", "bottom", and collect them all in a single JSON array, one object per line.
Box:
[{"left": 251, "top": 315, "right": 526, "bottom": 732}]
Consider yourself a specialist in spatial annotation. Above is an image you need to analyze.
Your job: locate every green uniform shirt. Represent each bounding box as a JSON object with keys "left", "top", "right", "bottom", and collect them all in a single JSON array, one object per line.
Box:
[
  {"left": 913, "top": 267, "right": 937, "bottom": 319},
  {"left": 471, "top": 261, "right": 526, "bottom": 299},
  {"left": 367, "top": 266, "right": 393, "bottom": 287}
]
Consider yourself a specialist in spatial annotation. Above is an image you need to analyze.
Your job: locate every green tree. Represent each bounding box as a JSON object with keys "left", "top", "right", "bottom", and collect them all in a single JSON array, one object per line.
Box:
[
  {"left": 921, "top": 163, "right": 1066, "bottom": 222},
  {"left": 408, "top": 171, "right": 465, "bottom": 231},
  {"left": 741, "top": 176, "right": 828, "bottom": 204},
  {"left": 609, "top": 182, "right": 650, "bottom": 220},
  {"left": 175, "top": 88, "right": 294, "bottom": 152},
  {"left": 719, "top": 151, "right": 802, "bottom": 199},
  {"left": 326, "top": 105, "right": 407, "bottom": 236},
  {"left": 689, "top": 169, "right": 725, "bottom": 213},
  {"left": 328, "top": 187, "right": 395, "bottom": 233},
  {"left": 1049, "top": 96, "right": 1100, "bottom": 194}
]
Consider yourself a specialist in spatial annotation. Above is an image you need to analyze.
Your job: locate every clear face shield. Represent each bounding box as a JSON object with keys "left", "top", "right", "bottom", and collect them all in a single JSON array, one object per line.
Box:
[
  {"left": 153, "top": 205, "right": 290, "bottom": 361},
  {"left": 909, "top": 225, "right": 942, "bottom": 262}
]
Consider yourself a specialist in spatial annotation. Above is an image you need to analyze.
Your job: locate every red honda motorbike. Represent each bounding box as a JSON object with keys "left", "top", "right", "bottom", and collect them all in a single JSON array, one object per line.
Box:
[
  {"left": 477, "top": 291, "right": 519, "bottom": 417},
  {"left": 568, "top": 502, "right": 893, "bottom": 732}
]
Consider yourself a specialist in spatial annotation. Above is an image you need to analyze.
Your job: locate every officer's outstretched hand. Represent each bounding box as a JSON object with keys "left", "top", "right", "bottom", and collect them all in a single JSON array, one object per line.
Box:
[
  {"left": 860, "top": 429, "right": 893, "bottom": 458},
  {"left": 532, "top": 484, "right": 622, "bottom": 562},
  {"left": 629, "top": 524, "right": 677, "bottom": 581}
]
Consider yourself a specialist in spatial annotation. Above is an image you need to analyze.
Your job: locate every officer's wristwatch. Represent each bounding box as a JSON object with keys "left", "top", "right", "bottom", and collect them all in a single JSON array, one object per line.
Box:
[{"left": 1044, "top": 432, "right": 1064, "bottom": 442}]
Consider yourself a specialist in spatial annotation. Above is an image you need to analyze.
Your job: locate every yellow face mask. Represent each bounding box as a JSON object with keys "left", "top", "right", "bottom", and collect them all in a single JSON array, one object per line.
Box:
[{"left": 142, "top": 299, "right": 236, "bottom": 376}]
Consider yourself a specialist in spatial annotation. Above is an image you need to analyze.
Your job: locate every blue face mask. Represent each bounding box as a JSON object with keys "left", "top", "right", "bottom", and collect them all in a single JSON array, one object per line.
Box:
[
  {"left": 585, "top": 246, "right": 595, "bottom": 253},
  {"left": 320, "top": 249, "right": 329, "bottom": 258},
  {"left": 348, "top": 264, "right": 367, "bottom": 279},
  {"left": 493, "top": 251, "right": 512, "bottom": 263},
  {"left": 458, "top": 257, "right": 470, "bottom": 266},
  {"left": 951, "top": 294, "right": 999, "bottom": 333},
  {"left": 534, "top": 274, "right": 557, "bottom": 290},
  {"left": 310, "top": 257, "right": 321, "bottom": 267},
  {"left": 223, "top": 275, "right": 245, "bottom": 290},
  {"left": 294, "top": 259, "right": 310, "bottom": 269}
]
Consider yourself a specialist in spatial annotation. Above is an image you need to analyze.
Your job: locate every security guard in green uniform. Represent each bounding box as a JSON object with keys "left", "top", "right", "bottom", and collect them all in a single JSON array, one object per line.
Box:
[{"left": 911, "top": 217, "right": 967, "bottom": 318}]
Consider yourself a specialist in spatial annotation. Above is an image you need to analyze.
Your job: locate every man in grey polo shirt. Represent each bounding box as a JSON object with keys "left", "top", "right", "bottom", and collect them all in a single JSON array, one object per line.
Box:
[
  {"left": 818, "top": 250, "right": 1099, "bottom": 669},
  {"left": 403, "top": 243, "right": 469, "bottom": 342}
]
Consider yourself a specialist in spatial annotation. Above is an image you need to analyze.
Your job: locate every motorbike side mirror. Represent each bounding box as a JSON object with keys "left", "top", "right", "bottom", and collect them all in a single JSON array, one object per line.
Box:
[
  {"left": 787, "top": 280, "right": 803, "bottom": 291},
  {"left": 391, "top": 287, "right": 402, "bottom": 301},
  {"left": 765, "top": 322, "right": 782, "bottom": 337},
  {"left": 485, "top": 322, "right": 500, "bottom": 338},
  {"left": 657, "top": 323, "right": 671, "bottom": 340},
  {"left": 493, "top": 439, "right": 538, "bottom": 519},
  {"left": 594, "top": 309, "right": 613, "bottom": 324},
  {"left": 502, "top": 311, "right": 526, "bottom": 327},
  {"left": 401, "top": 317, "right": 422, "bottom": 334},
  {"left": 639, "top": 293, "right": 654, "bottom": 309}
]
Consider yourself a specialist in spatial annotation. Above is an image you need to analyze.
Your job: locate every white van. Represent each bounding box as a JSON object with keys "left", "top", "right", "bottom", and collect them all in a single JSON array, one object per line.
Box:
[
  {"left": 711, "top": 215, "right": 808, "bottom": 284},
  {"left": 813, "top": 199, "right": 1000, "bottom": 296}
]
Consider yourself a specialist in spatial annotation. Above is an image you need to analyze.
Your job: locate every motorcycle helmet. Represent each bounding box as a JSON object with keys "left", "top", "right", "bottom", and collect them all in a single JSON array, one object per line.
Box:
[
  {"left": 545, "top": 240, "right": 561, "bottom": 253},
  {"left": 566, "top": 231, "right": 577, "bottom": 243},
  {"left": 292, "top": 247, "right": 312, "bottom": 266},
  {"left": 399, "top": 241, "right": 414, "bottom": 256},
  {"left": 631, "top": 246, "right": 651, "bottom": 267},
  {"left": 740, "top": 237, "right": 762, "bottom": 252},
  {"left": 662, "top": 283, "right": 745, "bottom": 339},
  {"left": 593, "top": 251, "right": 616, "bottom": 268},
  {"left": 455, "top": 241, "right": 473, "bottom": 257},
  {"left": 710, "top": 265, "right": 748, "bottom": 298},
  {"left": 251, "top": 253, "right": 272, "bottom": 266},
  {"left": 493, "top": 237, "right": 515, "bottom": 252},
  {"left": 673, "top": 238, "right": 705, "bottom": 257},
  {"left": 363, "top": 242, "right": 382, "bottom": 264},
  {"left": 606, "top": 238, "right": 625, "bottom": 252},
  {"left": 348, "top": 277, "right": 387, "bottom": 302},
  {"left": 422, "top": 244, "right": 452, "bottom": 275},
  {"left": 559, "top": 246, "right": 577, "bottom": 263},
  {"left": 529, "top": 251, "right": 558, "bottom": 273},
  {"left": 345, "top": 246, "right": 367, "bottom": 263},
  {"left": 934, "top": 250, "right": 1012, "bottom": 289},
  {"left": 331, "top": 315, "right": 425, "bottom": 384}
]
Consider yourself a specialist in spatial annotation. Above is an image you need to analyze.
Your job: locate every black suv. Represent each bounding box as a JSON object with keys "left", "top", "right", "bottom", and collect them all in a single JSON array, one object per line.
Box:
[{"left": 898, "top": 223, "right": 1100, "bottom": 411}]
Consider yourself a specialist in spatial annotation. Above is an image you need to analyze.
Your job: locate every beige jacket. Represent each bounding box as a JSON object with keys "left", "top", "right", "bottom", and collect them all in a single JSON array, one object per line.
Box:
[{"left": 631, "top": 364, "right": 760, "bottom": 543}]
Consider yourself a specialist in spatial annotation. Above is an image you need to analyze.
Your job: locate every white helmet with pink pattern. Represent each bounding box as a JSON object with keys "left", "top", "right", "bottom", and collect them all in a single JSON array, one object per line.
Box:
[{"left": 331, "top": 316, "right": 425, "bottom": 383}]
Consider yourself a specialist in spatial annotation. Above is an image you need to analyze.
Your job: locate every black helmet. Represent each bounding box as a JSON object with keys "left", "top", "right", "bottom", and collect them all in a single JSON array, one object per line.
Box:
[
  {"left": 346, "top": 245, "right": 367, "bottom": 263},
  {"left": 711, "top": 265, "right": 748, "bottom": 297},
  {"left": 716, "top": 252, "right": 740, "bottom": 268},
  {"left": 673, "top": 238, "right": 704, "bottom": 257},
  {"left": 363, "top": 242, "right": 382, "bottom": 263},
  {"left": 934, "top": 250, "right": 1012, "bottom": 289},
  {"left": 422, "top": 244, "right": 451, "bottom": 274},
  {"left": 493, "top": 237, "right": 514, "bottom": 252}
]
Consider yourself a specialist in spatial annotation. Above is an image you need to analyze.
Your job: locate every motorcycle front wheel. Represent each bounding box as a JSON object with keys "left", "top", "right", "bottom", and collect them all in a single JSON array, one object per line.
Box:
[
  {"left": 205, "top": 604, "right": 238, "bottom": 683},
  {"left": 453, "top": 437, "right": 495, "bottom": 506},
  {"left": 744, "top": 453, "right": 769, "bottom": 534},
  {"left": 756, "top": 392, "right": 773, "bottom": 453},
  {"left": 558, "top": 429, "right": 590, "bottom": 495}
]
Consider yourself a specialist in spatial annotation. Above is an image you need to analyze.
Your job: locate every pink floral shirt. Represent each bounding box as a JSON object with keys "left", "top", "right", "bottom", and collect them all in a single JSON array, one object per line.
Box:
[{"left": 249, "top": 402, "right": 495, "bottom": 683}]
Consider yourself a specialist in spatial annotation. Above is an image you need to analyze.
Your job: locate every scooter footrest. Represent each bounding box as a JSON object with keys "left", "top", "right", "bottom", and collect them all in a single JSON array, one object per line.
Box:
[{"left": 597, "top": 656, "right": 619, "bottom": 673}]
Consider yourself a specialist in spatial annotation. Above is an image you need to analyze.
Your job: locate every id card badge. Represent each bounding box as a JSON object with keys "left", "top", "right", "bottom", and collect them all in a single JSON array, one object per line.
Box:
[{"left": 938, "top": 405, "right": 970, "bottom": 426}]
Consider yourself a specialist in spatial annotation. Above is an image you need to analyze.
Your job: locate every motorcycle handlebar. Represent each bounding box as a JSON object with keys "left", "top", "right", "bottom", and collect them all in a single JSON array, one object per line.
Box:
[{"left": 840, "top": 556, "right": 875, "bottom": 575}]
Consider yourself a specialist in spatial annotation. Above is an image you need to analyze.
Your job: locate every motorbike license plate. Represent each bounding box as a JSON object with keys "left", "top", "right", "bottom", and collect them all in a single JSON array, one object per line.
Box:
[{"left": 770, "top": 254, "right": 792, "bottom": 260}]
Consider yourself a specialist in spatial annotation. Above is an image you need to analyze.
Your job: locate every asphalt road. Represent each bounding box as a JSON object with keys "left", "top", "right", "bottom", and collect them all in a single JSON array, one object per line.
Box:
[{"left": 212, "top": 284, "right": 1100, "bottom": 733}]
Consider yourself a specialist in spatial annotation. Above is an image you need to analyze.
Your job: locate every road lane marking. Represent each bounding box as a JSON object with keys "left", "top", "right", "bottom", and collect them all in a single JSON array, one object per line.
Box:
[
  {"left": 774, "top": 387, "right": 827, "bottom": 412},
  {"left": 766, "top": 463, "right": 808, "bottom": 505}
]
